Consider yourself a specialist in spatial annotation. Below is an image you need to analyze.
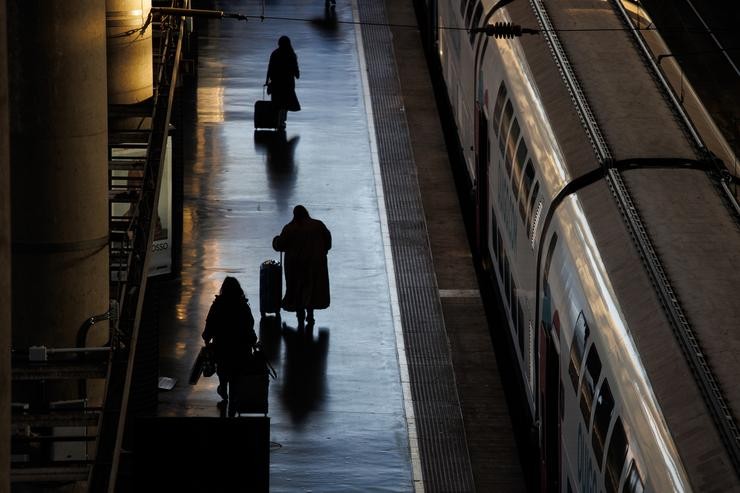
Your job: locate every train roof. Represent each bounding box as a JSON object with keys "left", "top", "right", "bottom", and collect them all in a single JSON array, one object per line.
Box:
[{"left": 504, "top": 0, "right": 740, "bottom": 489}]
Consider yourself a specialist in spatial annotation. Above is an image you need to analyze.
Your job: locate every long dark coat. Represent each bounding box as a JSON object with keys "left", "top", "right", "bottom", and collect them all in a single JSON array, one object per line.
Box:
[
  {"left": 266, "top": 47, "right": 301, "bottom": 112},
  {"left": 202, "top": 295, "right": 257, "bottom": 376},
  {"left": 273, "top": 217, "right": 332, "bottom": 311}
]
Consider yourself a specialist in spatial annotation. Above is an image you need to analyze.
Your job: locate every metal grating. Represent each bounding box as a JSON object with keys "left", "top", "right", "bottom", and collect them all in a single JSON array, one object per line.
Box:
[{"left": 357, "top": 1, "right": 476, "bottom": 490}]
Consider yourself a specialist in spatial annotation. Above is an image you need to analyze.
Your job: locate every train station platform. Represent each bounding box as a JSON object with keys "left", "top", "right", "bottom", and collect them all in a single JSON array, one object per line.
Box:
[{"left": 153, "top": 0, "right": 527, "bottom": 491}]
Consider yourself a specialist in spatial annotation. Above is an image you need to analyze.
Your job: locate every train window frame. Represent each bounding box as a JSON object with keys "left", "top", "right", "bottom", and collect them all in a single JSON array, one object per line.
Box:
[
  {"left": 498, "top": 100, "right": 514, "bottom": 154},
  {"left": 504, "top": 120, "right": 520, "bottom": 179},
  {"left": 492, "top": 83, "right": 507, "bottom": 133},
  {"left": 497, "top": 227, "right": 504, "bottom": 275},
  {"left": 579, "top": 344, "right": 602, "bottom": 426},
  {"left": 591, "top": 379, "right": 615, "bottom": 469},
  {"left": 465, "top": 0, "right": 477, "bottom": 26},
  {"left": 605, "top": 417, "right": 628, "bottom": 493},
  {"left": 459, "top": 0, "right": 469, "bottom": 19},
  {"left": 469, "top": 2, "right": 484, "bottom": 44},
  {"left": 622, "top": 459, "right": 644, "bottom": 493},
  {"left": 568, "top": 311, "right": 590, "bottom": 392}
]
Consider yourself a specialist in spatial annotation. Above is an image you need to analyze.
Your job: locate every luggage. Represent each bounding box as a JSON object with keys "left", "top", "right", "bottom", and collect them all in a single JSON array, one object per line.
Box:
[
  {"left": 228, "top": 372, "right": 269, "bottom": 417},
  {"left": 254, "top": 100, "right": 280, "bottom": 130},
  {"left": 227, "top": 344, "right": 275, "bottom": 417},
  {"left": 259, "top": 259, "right": 282, "bottom": 318}
]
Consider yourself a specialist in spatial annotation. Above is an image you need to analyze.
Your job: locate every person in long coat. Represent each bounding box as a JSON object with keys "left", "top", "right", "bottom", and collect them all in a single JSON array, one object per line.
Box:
[
  {"left": 202, "top": 276, "right": 257, "bottom": 403},
  {"left": 265, "top": 35, "right": 301, "bottom": 130},
  {"left": 273, "top": 205, "right": 332, "bottom": 328}
]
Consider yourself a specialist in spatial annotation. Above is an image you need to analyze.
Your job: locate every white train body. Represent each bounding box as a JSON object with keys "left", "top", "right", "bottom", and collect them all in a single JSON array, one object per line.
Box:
[{"left": 433, "top": 0, "right": 740, "bottom": 491}]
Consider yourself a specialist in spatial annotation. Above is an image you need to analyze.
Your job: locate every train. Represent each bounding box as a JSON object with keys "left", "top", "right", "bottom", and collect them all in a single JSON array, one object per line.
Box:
[{"left": 420, "top": 0, "right": 740, "bottom": 491}]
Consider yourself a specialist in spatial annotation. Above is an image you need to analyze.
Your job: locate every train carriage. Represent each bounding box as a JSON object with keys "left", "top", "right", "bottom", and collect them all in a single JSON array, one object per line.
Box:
[{"left": 430, "top": 0, "right": 740, "bottom": 491}]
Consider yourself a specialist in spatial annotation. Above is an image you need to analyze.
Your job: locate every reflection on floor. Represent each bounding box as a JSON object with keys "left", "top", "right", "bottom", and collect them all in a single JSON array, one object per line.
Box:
[{"left": 155, "top": 0, "right": 414, "bottom": 490}]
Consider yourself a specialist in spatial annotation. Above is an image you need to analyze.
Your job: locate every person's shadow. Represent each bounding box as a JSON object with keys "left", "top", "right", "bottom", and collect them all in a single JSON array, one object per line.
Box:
[
  {"left": 258, "top": 316, "right": 283, "bottom": 367},
  {"left": 254, "top": 131, "right": 300, "bottom": 213},
  {"left": 279, "top": 323, "right": 329, "bottom": 426}
]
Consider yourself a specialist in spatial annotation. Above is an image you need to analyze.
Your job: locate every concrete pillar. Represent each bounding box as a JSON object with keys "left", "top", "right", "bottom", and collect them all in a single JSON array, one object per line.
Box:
[
  {"left": 1, "top": 0, "right": 11, "bottom": 488},
  {"left": 107, "top": 0, "right": 153, "bottom": 104},
  {"left": 8, "top": 1, "right": 109, "bottom": 400}
]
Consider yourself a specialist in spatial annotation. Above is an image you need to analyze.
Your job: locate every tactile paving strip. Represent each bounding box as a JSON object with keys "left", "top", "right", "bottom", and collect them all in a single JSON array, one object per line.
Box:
[{"left": 357, "top": 1, "right": 476, "bottom": 490}]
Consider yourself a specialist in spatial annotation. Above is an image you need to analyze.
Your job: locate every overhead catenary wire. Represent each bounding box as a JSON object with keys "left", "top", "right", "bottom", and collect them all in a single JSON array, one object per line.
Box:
[
  {"left": 118, "top": 9, "right": 738, "bottom": 70},
  {"left": 142, "top": 8, "right": 738, "bottom": 37}
]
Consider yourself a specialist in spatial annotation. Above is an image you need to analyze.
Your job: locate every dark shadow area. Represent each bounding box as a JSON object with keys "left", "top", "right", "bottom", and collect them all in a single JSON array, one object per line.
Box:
[
  {"left": 412, "top": 1, "right": 538, "bottom": 490},
  {"left": 254, "top": 131, "right": 300, "bottom": 213},
  {"left": 135, "top": 416, "right": 270, "bottom": 492},
  {"left": 279, "top": 323, "right": 329, "bottom": 426},
  {"left": 258, "top": 315, "right": 283, "bottom": 366},
  {"left": 309, "top": 5, "right": 340, "bottom": 36}
]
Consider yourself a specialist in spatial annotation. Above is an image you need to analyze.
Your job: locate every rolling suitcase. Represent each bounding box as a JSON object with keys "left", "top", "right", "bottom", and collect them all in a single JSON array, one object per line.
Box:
[
  {"left": 259, "top": 258, "right": 282, "bottom": 318},
  {"left": 228, "top": 372, "right": 269, "bottom": 417},
  {"left": 227, "top": 344, "right": 275, "bottom": 417},
  {"left": 254, "top": 99, "right": 280, "bottom": 130}
]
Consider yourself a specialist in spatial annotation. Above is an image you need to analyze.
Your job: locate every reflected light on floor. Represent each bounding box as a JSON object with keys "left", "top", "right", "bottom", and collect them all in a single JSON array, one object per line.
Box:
[{"left": 197, "top": 85, "right": 225, "bottom": 123}]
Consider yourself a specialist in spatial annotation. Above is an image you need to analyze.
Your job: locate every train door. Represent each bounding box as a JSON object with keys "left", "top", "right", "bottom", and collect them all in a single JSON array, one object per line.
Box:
[
  {"left": 476, "top": 109, "right": 491, "bottom": 266},
  {"left": 539, "top": 319, "right": 561, "bottom": 492}
]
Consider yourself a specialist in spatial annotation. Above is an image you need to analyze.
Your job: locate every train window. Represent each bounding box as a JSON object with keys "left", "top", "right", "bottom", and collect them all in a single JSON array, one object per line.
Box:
[
  {"left": 579, "top": 346, "right": 602, "bottom": 425},
  {"left": 491, "top": 212, "right": 499, "bottom": 259},
  {"left": 469, "top": 2, "right": 484, "bottom": 44},
  {"left": 497, "top": 228, "right": 504, "bottom": 275},
  {"left": 517, "top": 302, "right": 525, "bottom": 356},
  {"left": 605, "top": 417, "right": 628, "bottom": 493},
  {"left": 512, "top": 140, "right": 527, "bottom": 201},
  {"left": 591, "top": 380, "right": 614, "bottom": 469},
  {"left": 498, "top": 101, "right": 513, "bottom": 154},
  {"left": 622, "top": 460, "right": 644, "bottom": 493},
  {"left": 505, "top": 120, "right": 520, "bottom": 179},
  {"left": 509, "top": 274, "right": 516, "bottom": 319},
  {"left": 526, "top": 181, "right": 539, "bottom": 236},
  {"left": 568, "top": 312, "right": 590, "bottom": 391},
  {"left": 503, "top": 255, "right": 511, "bottom": 308},
  {"left": 519, "top": 159, "right": 534, "bottom": 218},
  {"left": 492, "top": 84, "right": 507, "bottom": 133}
]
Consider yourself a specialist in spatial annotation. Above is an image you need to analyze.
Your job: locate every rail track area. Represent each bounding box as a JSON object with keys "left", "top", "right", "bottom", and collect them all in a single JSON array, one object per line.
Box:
[
  {"left": 638, "top": 0, "right": 740, "bottom": 161},
  {"left": 154, "top": 0, "right": 526, "bottom": 491}
]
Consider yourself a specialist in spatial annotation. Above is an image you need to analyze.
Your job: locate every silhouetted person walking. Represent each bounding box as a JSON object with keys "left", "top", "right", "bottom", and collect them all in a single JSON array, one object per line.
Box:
[
  {"left": 265, "top": 35, "right": 301, "bottom": 131},
  {"left": 202, "top": 277, "right": 257, "bottom": 407},
  {"left": 273, "top": 205, "right": 332, "bottom": 328}
]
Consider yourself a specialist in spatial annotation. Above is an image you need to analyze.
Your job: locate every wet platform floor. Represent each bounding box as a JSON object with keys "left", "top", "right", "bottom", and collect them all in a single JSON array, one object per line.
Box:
[{"left": 154, "top": 0, "right": 527, "bottom": 491}]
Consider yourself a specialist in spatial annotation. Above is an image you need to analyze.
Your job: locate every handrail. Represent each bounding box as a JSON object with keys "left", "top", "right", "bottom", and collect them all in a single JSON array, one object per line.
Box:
[{"left": 88, "top": 3, "right": 187, "bottom": 491}]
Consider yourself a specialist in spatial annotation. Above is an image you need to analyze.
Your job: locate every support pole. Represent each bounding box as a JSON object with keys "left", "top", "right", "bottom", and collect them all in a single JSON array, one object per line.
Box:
[
  {"left": 8, "top": 1, "right": 109, "bottom": 402},
  {"left": 0, "top": 0, "right": 11, "bottom": 489}
]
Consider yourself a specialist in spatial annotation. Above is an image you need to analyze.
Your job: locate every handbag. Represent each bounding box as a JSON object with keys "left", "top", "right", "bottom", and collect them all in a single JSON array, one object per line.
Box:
[{"left": 189, "top": 344, "right": 216, "bottom": 385}]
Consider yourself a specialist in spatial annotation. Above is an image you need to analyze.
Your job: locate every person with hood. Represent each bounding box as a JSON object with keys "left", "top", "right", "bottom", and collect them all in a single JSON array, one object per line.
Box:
[
  {"left": 265, "top": 35, "right": 301, "bottom": 130},
  {"left": 273, "top": 205, "right": 332, "bottom": 328},
  {"left": 202, "top": 276, "right": 257, "bottom": 404}
]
